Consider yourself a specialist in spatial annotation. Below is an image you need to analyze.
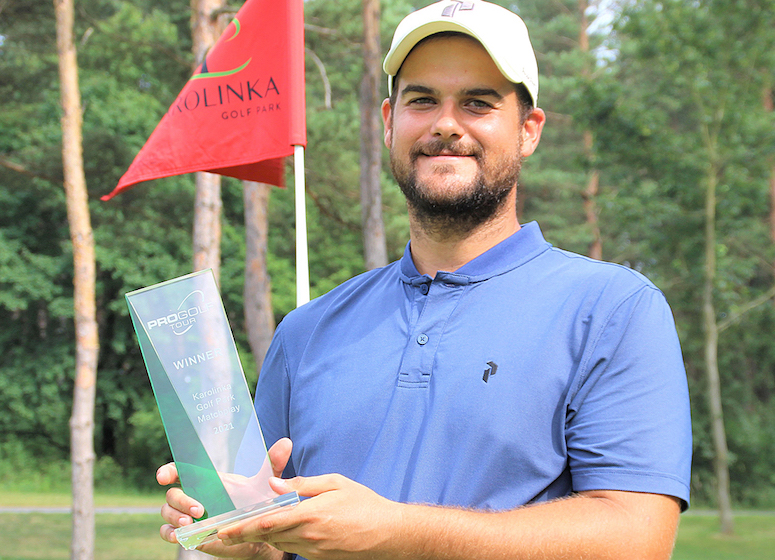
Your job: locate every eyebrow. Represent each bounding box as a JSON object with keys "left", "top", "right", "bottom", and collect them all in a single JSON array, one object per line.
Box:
[
  {"left": 463, "top": 87, "right": 504, "bottom": 100},
  {"left": 399, "top": 84, "right": 437, "bottom": 97},
  {"left": 399, "top": 84, "right": 505, "bottom": 101}
]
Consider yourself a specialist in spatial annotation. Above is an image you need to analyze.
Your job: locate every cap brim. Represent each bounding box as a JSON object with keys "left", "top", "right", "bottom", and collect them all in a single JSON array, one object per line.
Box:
[{"left": 383, "top": 20, "right": 537, "bottom": 105}]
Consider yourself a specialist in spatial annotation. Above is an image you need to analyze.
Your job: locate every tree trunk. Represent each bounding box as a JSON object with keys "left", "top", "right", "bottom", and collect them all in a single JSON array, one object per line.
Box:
[
  {"left": 359, "top": 0, "right": 388, "bottom": 270},
  {"left": 764, "top": 81, "right": 775, "bottom": 284},
  {"left": 53, "top": 1, "right": 100, "bottom": 559},
  {"left": 191, "top": 0, "right": 226, "bottom": 282},
  {"left": 183, "top": 4, "right": 225, "bottom": 557},
  {"left": 243, "top": 181, "right": 275, "bottom": 372},
  {"left": 703, "top": 160, "right": 734, "bottom": 535},
  {"left": 582, "top": 131, "right": 602, "bottom": 260},
  {"left": 578, "top": 0, "right": 602, "bottom": 260},
  {"left": 192, "top": 172, "right": 223, "bottom": 281},
  {"left": 183, "top": 175, "right": 223, "bottom": 560}
]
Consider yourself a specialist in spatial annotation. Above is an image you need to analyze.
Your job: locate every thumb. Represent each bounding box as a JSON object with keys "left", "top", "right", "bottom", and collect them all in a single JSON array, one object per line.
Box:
[
  {"left": 156, "top": 462, "right": 179, "bottom": 486},
  {"left": 269, "top": 473, "right": 345, "bottom": 498}
]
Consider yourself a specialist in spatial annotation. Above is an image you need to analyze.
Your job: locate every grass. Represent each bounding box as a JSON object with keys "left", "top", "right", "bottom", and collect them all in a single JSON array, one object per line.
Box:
[
  {"left": 673, "top": 513, "right": 775, "bottom": 560},
  {"left": 0, "top": 513, "right": 174, "bottom": 560},
  {"left": 0, "top": 490, "right": 163, "bottom": 508},
  {"left": 0, "top": 499, "right": 773, "bottom": 560},
  {"left": 0, "top": 490, "right": 173, "bottom": 560}
]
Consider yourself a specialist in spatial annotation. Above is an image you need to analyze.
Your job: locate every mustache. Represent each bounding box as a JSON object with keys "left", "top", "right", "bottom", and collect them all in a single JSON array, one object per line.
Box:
[{"left": 410, "top": 139, "right": 483, "bottom": 161}]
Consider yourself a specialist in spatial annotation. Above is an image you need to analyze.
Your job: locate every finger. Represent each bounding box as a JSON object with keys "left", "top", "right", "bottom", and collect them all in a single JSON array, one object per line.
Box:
[
  {"left": 165, "top": 486, "right": 205, "bottom": 520},
  {"left": 160, "top": 501, "right": 196, "bottom": 528},
  {"left": 270, "top": 473, "right": 345, "bottom": 498},
  {"left": 268, "top": 438, "right": 293, "bottom": 477},
  {"left": 268, "top": 476, "right": 293, "bottom": 496},
  {"left": 218, "top": 506, "right": 301, "bottom": 545},
  {"left": 159, "top": 522, "right": 180, "bottom": 544},
  {"left": 156, "top": 462, "right": 179, "bottom": 486}
]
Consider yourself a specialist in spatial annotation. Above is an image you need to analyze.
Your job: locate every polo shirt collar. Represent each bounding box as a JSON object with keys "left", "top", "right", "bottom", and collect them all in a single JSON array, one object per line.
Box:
[{"left": 399, "top": 221, "right": 552, "bottom": 284}]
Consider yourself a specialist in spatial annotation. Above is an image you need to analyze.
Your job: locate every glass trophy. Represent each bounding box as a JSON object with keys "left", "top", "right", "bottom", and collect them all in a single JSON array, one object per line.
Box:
[{"left": 126, "top": 270, "right": 299, "bottom": 550}]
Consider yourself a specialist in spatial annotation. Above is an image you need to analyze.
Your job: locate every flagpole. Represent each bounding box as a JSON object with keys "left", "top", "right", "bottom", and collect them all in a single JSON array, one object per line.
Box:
[{"left": 294, "top": 144, "right": 310, "bottom": 307}]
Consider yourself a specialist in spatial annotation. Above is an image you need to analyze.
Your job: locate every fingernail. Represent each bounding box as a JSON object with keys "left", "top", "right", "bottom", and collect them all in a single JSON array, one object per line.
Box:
[
  {"left": 191, "top": 506, "right": 203, "bottom": 518},
  {"left": 270, "top": 476, "right": 290, "bottom": 491}
]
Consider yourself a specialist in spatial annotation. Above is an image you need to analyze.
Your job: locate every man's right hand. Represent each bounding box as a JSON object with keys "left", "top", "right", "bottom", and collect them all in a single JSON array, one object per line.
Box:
[{"left": 157, "top": 437, "right": 293, "bottom": 559}]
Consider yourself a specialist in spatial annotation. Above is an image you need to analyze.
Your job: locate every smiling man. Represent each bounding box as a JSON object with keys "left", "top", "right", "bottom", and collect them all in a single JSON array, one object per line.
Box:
[
  {"left": 158, "top": 2, "right": 692, "bottom": 559},
  {"left": 382, "top": 29, "right": 544, "bottom": 275}
]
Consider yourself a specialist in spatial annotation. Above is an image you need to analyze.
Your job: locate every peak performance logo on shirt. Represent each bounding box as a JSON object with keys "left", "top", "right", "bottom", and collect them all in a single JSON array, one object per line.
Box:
[{"left": 482, "top": 361, "right": 498, "bottom": 383}]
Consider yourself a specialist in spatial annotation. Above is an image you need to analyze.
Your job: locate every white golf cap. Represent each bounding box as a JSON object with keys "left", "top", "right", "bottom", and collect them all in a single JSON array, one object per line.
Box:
[{"left": 383, "top": 0, "right": 539, "bottom": 105}]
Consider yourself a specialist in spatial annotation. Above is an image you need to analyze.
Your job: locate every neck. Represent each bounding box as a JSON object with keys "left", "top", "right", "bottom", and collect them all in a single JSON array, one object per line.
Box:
[{"left": 408, "top": 198, "right": 520, "bottom": 277}]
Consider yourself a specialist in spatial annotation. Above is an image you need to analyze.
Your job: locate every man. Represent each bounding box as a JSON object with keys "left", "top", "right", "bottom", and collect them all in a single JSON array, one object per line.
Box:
[{"left": 159, "top": 2, "right": 692, "bottom": 559}]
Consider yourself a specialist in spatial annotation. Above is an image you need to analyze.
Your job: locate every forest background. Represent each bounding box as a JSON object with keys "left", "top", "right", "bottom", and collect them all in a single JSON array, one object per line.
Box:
[{"left": 1, "top": 0, "right": 774, "bottom": 518}]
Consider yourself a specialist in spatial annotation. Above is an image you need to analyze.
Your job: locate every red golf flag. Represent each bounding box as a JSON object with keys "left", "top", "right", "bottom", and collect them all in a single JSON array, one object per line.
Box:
[{"left": 101, "top": 0, "right": 306, "bottom": 201}]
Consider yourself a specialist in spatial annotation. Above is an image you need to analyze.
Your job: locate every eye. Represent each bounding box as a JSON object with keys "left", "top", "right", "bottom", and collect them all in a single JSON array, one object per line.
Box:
[
  {"left": 465, "top": 99, "right": 494, "bottom": 112},
  {"left": 407, "top": 96, "right": 436, "bottom": 106}
]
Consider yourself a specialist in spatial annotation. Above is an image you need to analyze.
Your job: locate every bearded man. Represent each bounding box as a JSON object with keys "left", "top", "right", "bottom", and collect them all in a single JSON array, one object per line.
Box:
[{"left": 159, "top": 2, "right": 692, "bottom": 559}]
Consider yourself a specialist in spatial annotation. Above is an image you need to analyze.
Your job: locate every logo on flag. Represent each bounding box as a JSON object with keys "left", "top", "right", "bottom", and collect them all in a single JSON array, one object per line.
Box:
[
  {"left": 193, "top": 17, "right": 251, "bottom": 80},
  {"left": 102, "top": 0, "right": 306, "bottom": 201}
]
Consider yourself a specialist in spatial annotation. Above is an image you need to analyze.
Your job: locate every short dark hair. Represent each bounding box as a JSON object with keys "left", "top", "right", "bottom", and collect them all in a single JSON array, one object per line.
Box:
[{"left": 387, "top": 32, "right": 534, "bottom": 123}]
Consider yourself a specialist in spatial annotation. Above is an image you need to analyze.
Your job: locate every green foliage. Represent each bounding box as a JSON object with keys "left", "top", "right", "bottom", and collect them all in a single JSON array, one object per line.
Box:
[
  {"left": 509, "top": 0, "right": 607, "bottom": 253},
  {"left": 0, "top": 0, "right": 196, "bottom": 489},
  {"left": 1, "top": 0, "right": 774, "bottom": 508},
  {"left": 587, "top": 0, "right": 775, "bottom": 506},
  {"left": 0, "top": 441, "right": 71, "bottom": 492}
]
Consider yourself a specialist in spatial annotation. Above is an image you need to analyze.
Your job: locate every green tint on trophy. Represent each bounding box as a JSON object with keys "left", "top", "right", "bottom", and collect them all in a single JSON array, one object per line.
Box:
[{"left": 126, "top": 270, "right": 298, "bottom": 548}]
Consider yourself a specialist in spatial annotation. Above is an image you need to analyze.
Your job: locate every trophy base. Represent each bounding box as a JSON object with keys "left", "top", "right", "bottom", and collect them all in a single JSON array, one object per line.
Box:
[{"left": 175, "top": 491, "right": 300, "bottom": 550}]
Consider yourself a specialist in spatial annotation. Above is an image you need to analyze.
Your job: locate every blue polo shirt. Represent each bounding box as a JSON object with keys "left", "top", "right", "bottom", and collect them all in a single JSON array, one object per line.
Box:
[{"left": 255, "top": 222, "right": 692, "bottom": 511}]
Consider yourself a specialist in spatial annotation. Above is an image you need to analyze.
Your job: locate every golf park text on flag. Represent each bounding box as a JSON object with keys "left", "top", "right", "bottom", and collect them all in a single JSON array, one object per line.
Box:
[{"left": 101, "top": 0, "right": 306, "bottom": 201}]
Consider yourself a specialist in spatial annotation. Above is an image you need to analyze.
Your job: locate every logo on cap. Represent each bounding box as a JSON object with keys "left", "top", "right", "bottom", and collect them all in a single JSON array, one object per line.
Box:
[{"left": 442, "top": 1, "right": 475, "bottom": 18}]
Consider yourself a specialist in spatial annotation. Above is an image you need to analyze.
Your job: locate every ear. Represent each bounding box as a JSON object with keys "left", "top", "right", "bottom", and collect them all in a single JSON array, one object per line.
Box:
[
  {"left": 381, "top": 98, "right": 393, "bottom": 149},
  {"left": 520, "top": 108, "right": 546, "bottom": 158}
]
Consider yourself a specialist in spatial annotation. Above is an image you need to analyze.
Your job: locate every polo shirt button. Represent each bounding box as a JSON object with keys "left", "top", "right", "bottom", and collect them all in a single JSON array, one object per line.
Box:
[
  {"left": 420, "top": 284, "right": 429, "bottom": 295},
  {"left": 417, "top": 334, "right": 429, "bottom": 345}
]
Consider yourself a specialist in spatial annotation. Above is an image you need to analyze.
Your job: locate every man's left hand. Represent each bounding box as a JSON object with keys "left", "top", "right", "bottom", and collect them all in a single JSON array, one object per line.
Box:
[{"left": 217, "top": 474, "right": 404, "bottom": 560}]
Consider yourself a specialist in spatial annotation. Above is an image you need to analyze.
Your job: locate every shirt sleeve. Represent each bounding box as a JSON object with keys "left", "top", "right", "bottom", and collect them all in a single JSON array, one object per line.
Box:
[
  {"left": 254, "top": 320, "right": 296, "bottom": 478},
  {"left": 565, "top": 285, "right": 692, "bottom": 509}
]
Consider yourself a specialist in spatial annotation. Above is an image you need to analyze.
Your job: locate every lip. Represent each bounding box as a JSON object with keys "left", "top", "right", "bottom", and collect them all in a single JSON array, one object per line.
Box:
[
  {"left": 419, "top": 153, "right": 473, "bottom": 159},
  {"left": 415, "top": 154, "right": 478, "bottom": 174}
]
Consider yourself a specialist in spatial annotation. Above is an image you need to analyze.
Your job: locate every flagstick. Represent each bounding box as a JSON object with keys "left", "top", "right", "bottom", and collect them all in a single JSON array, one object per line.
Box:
[{"left": 294, "top": 144, "right": 311, "bottom": 307}]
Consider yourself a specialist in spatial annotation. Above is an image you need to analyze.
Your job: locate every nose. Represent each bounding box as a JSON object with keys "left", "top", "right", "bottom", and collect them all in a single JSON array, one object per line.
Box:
[{"left": 430, "top": 100, "right": 464, "bottom": 140}]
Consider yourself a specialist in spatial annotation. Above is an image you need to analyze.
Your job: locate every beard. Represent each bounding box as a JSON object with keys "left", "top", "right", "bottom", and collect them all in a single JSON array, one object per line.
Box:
[{"left": 390, "top": 137, "right": 523, "bottom": 239}]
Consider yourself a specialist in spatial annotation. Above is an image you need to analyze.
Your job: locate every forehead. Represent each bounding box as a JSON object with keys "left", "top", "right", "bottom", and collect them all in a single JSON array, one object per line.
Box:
[{"left": 397, "top": 34, "right": 511, "bottom": 93}]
